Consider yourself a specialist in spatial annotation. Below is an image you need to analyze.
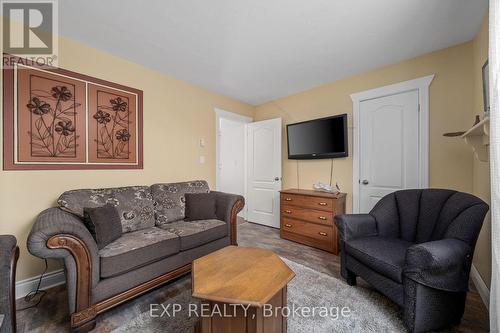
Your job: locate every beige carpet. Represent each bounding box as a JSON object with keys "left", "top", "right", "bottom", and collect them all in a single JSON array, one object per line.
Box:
[{"left": 113, "top": 258, "right": 406, "bottom": 333}]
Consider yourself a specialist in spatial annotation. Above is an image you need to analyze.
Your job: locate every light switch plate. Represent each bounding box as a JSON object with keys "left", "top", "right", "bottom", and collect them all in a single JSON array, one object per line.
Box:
[{"left": 199, "top": 155, "right": 205, "bottom": 164}]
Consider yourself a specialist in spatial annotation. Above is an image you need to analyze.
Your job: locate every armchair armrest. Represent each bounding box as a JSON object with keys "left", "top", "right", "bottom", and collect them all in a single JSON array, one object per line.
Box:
[
  {"left": 335, "top": 214, "right": 378, "bottom": 241},
  {"left": 404, "top": 238, "right": 472, "bottom": 292},
  {"left": 27, "top": 208, "right": 100, "bottom": 314},
  {"left": 0, "top": 235, "right": 18, "bottom": 333},
  {"left": 212, "top": 191, "right": 245, "bottom": 245}
]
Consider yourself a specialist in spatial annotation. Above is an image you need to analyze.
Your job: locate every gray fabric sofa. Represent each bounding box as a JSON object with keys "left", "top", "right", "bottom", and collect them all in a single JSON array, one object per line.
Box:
[
  {"left": 0, "top": 235, "right": 19, "bottom": 333},
  {"left": 27, "top": 180, "right": 244, "bottom": 332},
  {"left": 335, "top": 189, "right": 488, "bottom": 333}
]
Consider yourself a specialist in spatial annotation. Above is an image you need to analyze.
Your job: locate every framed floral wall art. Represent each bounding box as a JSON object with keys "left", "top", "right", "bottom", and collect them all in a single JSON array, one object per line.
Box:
[
  {"left": 87, "top": 84, "right": 138, "bottom": 163},
  {"left": 17, "top": 67, "right": 87, "bottom": 163},
  {"left": 2, "top": 55, "right": 143, "bottom": 170}
]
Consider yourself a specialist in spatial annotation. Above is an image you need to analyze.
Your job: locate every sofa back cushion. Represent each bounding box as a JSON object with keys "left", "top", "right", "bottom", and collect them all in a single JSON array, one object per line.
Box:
[
  {"left": 151, "top": 180, "right": 210, "bottom": 225},
  {"left": 369, "top": 188, "right": 488, "bottom": 245},
  {"left": 431, "top": 191, "right": 488, "bottom": 244},
  {"left": 415, "top": 189, "right": 456, "bottom": 242},
  {"left": 58, "top": 186, "right": 155, "bottom": 233}
]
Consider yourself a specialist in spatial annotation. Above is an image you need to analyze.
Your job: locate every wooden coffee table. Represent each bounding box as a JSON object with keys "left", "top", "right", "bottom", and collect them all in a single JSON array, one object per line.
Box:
[{"left": 192, "top": 246, "right": 295, "bottom": 333}]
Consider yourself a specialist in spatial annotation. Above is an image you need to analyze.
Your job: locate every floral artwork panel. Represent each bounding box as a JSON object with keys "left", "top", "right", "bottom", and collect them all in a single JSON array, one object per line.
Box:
[
  {"left": 3, "top": 55, "right": 143, "bottom": 170},
  {"left": 87, "top": 84, "right": 138, "bottom": 164},
  {"left": 16, "top": 67, "right": 86, "bottom": 163}
]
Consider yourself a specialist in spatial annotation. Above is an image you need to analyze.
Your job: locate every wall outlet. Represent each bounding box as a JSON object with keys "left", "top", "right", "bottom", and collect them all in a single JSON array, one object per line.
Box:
[
  {"left": 199, "top": 138, "right": 205, "bottom": 148},
  {"left": 199, "top": 155, "right": 205, "bottom": 164}
]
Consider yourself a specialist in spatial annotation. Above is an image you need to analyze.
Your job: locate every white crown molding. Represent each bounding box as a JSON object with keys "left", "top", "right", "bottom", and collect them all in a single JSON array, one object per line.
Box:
[{"left": 350, "top": 75, "right": 435, "bottom": 102}]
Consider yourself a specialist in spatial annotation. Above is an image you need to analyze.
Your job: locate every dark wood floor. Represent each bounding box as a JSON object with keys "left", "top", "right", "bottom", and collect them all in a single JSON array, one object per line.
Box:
[{"left": 16, "top": 221, "right": 489, "bottom": 332}]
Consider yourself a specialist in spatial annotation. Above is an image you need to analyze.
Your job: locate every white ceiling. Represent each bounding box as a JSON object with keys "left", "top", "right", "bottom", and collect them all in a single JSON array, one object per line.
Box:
[{"left": 59, "top": 0, "right": 488, "bottom": 105}]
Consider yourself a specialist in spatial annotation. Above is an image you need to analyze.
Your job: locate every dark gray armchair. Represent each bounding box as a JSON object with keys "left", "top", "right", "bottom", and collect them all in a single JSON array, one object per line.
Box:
[
  {"left": 0, "top": 235, "right": 19, "bottom": 333},
  {"left": 335, "top": 189, "right": 489, "bottom": 333}
]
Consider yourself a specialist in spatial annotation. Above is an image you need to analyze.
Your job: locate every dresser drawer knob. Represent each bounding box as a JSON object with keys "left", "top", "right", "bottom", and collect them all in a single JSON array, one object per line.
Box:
[
  {"left": 318, "top": 202, "right": 327, "bottom": 206},
  {"left": 284, "top": 224, "right": 292, "bottom": 228},
  {"left": 284, "top": 210, "right": 292, "bottom": 214},
  {"left": 318, "top": 231, "right": 328, "bottom": 236},
  {"left": 285, "top": 198, "right": 292, "bottom": 201},
  {"left": 318, "top": 216, "right": 327, "bottom": 220}
]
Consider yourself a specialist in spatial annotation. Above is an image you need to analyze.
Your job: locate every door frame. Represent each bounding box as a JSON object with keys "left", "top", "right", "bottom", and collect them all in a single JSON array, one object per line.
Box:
[
  {"left": 350, "top": 75, "right": 434, "bottom": 213},
  {"left": 214, "top": 108, "right": 252, "bottom": 217}
]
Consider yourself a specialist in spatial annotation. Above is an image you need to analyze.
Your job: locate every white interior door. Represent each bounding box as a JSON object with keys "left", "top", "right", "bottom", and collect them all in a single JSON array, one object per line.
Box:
[
  {"left": 215, "top": 109, "right": 252, "bottom": 219},
  {"left": 358, "top": 90, "right": 419, "bottom": 213},
  {"left": 246, "top": 118, "right": 282, "bottom": 228},
  {"left": 218, "top": 118, "right": 246, "bottom": 196}
]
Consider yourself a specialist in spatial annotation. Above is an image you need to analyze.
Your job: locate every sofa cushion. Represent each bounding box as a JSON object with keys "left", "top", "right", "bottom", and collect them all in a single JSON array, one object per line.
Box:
[
  {"left": 83, "top": 204, "right": 123, "bottom": 249},
  {"left": 184, "top": 193, "right": 217, "bottom": 221},
  {"left": 159, "top": 219, "right": 227, "bottom": 251},
  {"left": 151, "top": 180, "right": 210, "bottom": 226},
  {"left": 98, "top": 227, "right": 180, "bottom": 278},
  {"left": 345, "top": 237, "right": 412, "bottom": 283},
  {"left": 58, "top": 186, "right": 155, "bottom": 233}
]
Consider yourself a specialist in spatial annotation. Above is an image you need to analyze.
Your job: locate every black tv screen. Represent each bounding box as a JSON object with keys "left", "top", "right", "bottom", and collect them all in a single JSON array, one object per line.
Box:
[{"left": 287, "top": 114, "right": 348, "bottom": 159}]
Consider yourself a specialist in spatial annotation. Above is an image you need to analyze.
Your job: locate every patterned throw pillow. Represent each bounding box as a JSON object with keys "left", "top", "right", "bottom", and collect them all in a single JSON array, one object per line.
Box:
[{"left": 58, "top": 186, "right": 155, "bottom": 233}]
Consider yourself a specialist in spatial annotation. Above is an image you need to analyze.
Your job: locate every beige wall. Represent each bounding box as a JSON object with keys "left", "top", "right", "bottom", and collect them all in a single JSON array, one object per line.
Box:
[
  {"left": 471, "top": 16, "right": 492, "bottom": 288},
  {"left": 255, "top": 42, "right": 475, "bottom": 214},
  {"left": 256, "top": 18, "right": 492, "bottom": 288},
  {"left": 0, "top": 36, "right": 254, "bottom": 280}
]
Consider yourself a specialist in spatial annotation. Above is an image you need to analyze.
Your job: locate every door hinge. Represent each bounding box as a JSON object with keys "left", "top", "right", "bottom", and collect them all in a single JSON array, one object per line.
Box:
[{"left": 418, "top": 104, "right": 421, "bottom": 112}]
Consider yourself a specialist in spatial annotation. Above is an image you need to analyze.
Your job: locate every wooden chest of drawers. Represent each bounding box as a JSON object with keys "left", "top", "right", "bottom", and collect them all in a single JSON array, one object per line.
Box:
[{"left": 280, "top": 189, "right": 346, "bottom": 254}]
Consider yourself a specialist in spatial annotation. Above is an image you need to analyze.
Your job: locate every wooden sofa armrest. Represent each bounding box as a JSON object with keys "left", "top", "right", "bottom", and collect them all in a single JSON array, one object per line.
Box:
[
  {"left": 229, "top": 199, "right": 244, "bottom": 245},
  {"left": 212, "top": 191, "right": 245, "bottom": 246},
  {"left": 27, "top": 208, "right": 100, "bottom": 332},
  {"left": 47, "top": 234, "right": 94, "bottom": 329}
]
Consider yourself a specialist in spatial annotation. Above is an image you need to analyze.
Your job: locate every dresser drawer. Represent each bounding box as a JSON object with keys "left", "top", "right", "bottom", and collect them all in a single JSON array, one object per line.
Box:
[
  {"left": 280, "top": 193, "right": 334, "bottom": 212},
  {"left": 281, "top": 218, "right": 333, "bottom": 242},
  {"left": 281, "top": 205, "right": 333, "bottom": 226},
  {"left": 279, "top": 189, "right": 345, "bottom": 254}
]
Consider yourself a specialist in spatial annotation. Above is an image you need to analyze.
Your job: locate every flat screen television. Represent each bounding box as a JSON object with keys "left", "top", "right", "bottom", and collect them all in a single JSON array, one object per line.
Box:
[{"left": 287, "top": 114, "right": 348, "bottom": 159}]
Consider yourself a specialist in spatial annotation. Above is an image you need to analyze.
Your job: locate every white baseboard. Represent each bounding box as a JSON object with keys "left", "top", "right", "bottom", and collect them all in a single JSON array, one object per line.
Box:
[
  {"left": 470, "top": 264, "right": 490, "bottom": 309},
  {"left": 15, "top": 269, "right": 66, "bottom": 300}
]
